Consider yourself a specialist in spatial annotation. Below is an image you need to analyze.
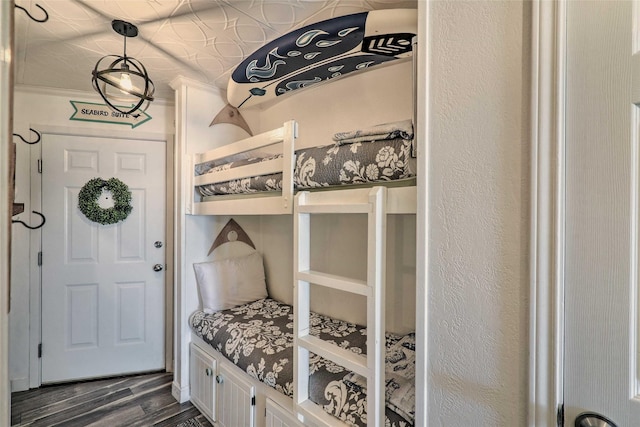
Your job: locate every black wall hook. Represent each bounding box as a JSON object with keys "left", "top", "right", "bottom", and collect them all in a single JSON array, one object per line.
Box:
[
  {"left": 13, "top": 128, "right": 41, "bottom": 145},
  {"left": 12, "top": 211, "right": 46, "bottom": 230},
  {"left": 15, "top": 3, "right": 49, "bottom": 23}
]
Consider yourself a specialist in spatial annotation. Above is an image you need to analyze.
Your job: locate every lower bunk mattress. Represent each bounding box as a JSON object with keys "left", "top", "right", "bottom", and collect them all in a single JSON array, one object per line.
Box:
[
  {"left": 189, "top": 298, "right": 415, "bottom": 427},
  {"left": 195, "top": 137, "right": 414, "bottom": 197}
]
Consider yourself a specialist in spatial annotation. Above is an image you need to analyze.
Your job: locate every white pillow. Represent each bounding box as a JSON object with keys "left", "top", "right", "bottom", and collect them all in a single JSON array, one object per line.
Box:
[{"left": 193, "top": 251, "right": 267, "bottom": 313}]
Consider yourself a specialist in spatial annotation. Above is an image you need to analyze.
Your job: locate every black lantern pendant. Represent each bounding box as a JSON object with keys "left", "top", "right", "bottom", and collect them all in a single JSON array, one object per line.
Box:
[{"left": 92, "top": 20, "right": 155, "bottom": 117}]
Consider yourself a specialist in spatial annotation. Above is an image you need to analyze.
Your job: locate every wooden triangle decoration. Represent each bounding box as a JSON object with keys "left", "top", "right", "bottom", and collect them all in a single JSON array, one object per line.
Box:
[
  {"left": 209, "top": 103, "right": 253, "bottom": 136},
  {"left": 208, "top": 218, "right": 256, "bottom": 255}
]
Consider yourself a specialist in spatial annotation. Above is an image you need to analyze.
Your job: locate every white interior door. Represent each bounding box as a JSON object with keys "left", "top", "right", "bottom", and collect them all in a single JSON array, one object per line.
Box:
[
  {"left": 564, "top": 1, "right": 640, "bottom": 425},
  {"left": 40, "top": 132, "right": 166, "bottom": 383}
]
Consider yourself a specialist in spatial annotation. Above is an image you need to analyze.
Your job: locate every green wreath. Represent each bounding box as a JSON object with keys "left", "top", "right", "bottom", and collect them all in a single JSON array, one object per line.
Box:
[{"left": 78, "top": 177, "right": 133, "bottom": 225}]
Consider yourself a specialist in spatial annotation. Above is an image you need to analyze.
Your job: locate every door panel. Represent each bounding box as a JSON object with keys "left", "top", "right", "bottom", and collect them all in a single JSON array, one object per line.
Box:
[
  {"left": 41, "top": 133, "right": 166, "bottom": 383},
  {"left": 564, "top": 1, "right": 640, "bottom": 425}
]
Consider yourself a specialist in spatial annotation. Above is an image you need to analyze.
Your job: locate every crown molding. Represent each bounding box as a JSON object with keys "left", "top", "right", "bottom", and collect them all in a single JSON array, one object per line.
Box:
[
  {"left": 14, "top": 84, "right": 174, "bottom": 106},
  {"left": 169, "top": 75, "right": 225, "bottom": 97}
]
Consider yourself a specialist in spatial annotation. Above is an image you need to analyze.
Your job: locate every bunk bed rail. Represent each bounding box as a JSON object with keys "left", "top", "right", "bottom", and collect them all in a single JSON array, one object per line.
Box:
[
  {"left": 193, "top": 157, "right": 283, "bottom": 187},
  {"left": 188, "top": 120, "right": 297, "bottom": 215}
]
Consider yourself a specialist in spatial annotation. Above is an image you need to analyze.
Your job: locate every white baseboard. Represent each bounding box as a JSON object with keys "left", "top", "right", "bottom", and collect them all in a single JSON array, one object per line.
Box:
[
  {"left": 172, "top": 380, "right": 190, "bottom": 403},
  {"left": 10, "top": 377, "right": 29, "bottom": 392}
]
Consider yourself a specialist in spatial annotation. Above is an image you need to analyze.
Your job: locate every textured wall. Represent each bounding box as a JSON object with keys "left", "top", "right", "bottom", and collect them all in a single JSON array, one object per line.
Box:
[{"left": 428, "top": 1, "right": 530, "bottom": 425}]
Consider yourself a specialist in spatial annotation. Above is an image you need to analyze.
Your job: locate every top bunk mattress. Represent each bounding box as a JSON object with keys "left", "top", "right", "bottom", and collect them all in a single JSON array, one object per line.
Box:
[
  {"left": 190, "top": 297, "right": 415, "bottom": 427},
  {"left": 195, "top": 137, "right": 415, "bottom": 197}
]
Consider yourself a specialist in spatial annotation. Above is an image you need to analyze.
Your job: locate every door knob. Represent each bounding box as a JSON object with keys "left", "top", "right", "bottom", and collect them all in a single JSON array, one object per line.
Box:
[
  {"left": 153, "top": 264, "right": 163, "bottom": 272},
  {"left": 575, "top": 412, "right": 617, "bottom": 427}
]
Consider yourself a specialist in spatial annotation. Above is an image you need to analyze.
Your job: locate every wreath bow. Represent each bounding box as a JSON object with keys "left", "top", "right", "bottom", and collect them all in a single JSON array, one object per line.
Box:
[{"left": 78, "top": 177, "right": 133, "bottom": 225}]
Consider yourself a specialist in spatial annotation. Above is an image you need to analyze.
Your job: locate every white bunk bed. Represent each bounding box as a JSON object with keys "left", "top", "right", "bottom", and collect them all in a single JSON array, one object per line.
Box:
[
  {"left": 187, "top": 124, "right": 416, "bottom": 426},
  {"left": 184, "top": 8, "right": 418, "bottom": 427}
]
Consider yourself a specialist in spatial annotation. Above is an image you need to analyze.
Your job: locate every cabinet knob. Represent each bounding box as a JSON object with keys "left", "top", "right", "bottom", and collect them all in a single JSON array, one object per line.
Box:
[
  {"left": 216, "top": 375, "right": 223, "bottom": 384},
  {"left": 205, "top": 368, "right": 213, "bottom": 377}
]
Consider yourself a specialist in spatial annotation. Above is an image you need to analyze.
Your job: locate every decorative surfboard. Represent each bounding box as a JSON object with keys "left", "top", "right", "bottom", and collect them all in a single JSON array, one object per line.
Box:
[{"left": 227, "top": 9, "right": 417, "bottom": 109}]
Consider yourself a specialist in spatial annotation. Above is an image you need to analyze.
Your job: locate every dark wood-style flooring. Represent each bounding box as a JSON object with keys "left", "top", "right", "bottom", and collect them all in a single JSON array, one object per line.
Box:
[{"left": 11, "top": 372, "right": 213, "bottom": 427}]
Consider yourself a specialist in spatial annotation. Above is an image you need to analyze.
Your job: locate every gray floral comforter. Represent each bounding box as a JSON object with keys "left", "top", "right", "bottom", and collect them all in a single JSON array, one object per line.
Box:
[
  {"left": 194, "top": 138, "right": 414, "bottom": 196},
  {"left": 189, "top": 298, "right": 415, "bottom": 427}
]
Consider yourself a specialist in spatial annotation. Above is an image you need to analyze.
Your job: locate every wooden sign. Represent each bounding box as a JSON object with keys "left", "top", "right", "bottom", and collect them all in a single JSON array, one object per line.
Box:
[{"left": 69, "top": 100, "right": 152, "bottom": 128}]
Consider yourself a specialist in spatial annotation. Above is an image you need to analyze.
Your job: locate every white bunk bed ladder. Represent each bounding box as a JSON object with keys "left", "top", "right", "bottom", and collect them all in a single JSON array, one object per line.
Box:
[{"left": 293, "top": 186, "right": 387, "bottom": 427}]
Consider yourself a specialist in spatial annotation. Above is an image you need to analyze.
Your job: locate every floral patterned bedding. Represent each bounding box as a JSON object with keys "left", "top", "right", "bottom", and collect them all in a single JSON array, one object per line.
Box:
[
  {"left": 194, "top": 138, "right": 414, "bottom": 197},
  {"left": 189, "top": 298, "right": 415, "bottom": 427}
]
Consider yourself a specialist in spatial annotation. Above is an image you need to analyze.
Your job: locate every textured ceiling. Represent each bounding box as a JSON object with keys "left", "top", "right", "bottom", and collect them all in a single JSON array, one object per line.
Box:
[{"left": 13, "top": 0, "right": 417, "bottom": 101}]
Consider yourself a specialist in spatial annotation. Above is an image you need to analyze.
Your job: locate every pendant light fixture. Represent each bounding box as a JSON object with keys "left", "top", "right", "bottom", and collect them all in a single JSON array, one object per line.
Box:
[{"left": 92, "top": 20, "right": 155, "bottom": 117}]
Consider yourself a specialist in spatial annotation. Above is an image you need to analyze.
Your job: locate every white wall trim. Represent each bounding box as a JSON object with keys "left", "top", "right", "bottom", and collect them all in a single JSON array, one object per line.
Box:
[
  {"left": 170, "top": 75, "right": 224, "bottom": 97},
  {"left": 529, "top": 0, "right": 566, "bottom": 425},
  {"left": 1, "top": 1, "right": 14, "bottom": 423},
  {"left": 28, "top": 142, "right": 42, "bottom": 389},
  {"left": 415, "top": 1, "right": 429, "bottom": 426},
  {"left": 14, "top": 84, "right": 174, "bottom": 105},
  {"left": 172, "top": 380, "right": 190, "bottom": 403},
  {"left": 31, "top": 124, "right": 169, "bottom": 142},
  {"left": 631, "top": 95, "right": 640, "bottom": 405},
  {"left": 630, "top": 0, "right": 640, "bottom": 406},
  {"left": 171, "top": 80, "right": 191, "bottom": 403},
  {"left": 10, "top": 377, "right": 29, "bottom": 393}
]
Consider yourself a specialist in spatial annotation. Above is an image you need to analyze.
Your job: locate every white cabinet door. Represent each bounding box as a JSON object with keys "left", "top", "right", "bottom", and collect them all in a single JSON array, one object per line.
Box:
[
  {"left": 218, "top": 363, "right": 256, "bottom": 427},
  {"left": 190, "top": 343, "right": 216, "bottom": 423},
  {"left": 266, "top": 399, "right": 304, "bottom": 427}
]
